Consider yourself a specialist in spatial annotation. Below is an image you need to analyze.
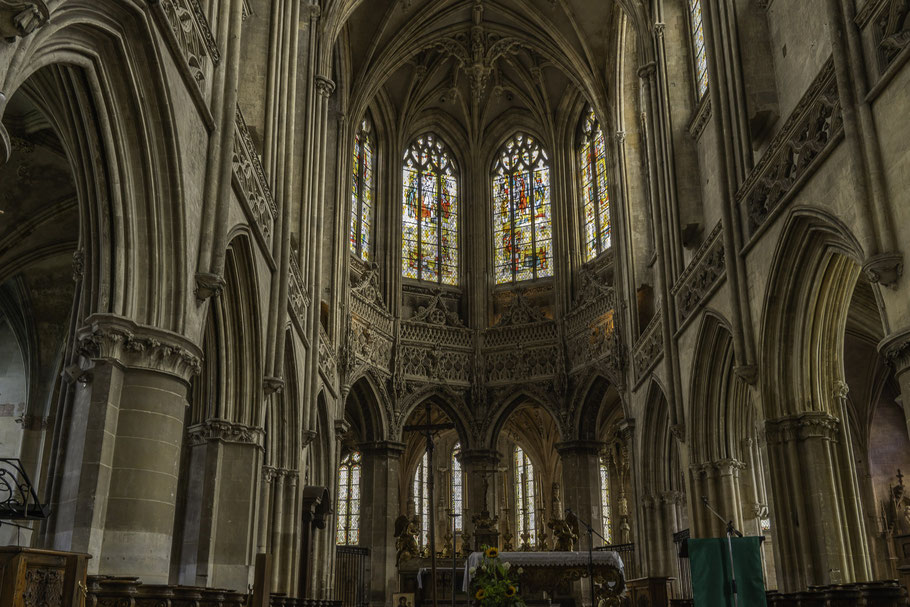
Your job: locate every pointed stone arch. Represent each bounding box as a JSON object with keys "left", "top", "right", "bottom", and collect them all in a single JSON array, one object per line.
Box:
[{"left": 344, "top": 374, "right": 389, "bottom": 444}]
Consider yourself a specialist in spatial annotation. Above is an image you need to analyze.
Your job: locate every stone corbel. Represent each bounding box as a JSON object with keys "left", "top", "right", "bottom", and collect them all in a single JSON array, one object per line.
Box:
[
  {"left": 301, "top": 429, "right": 318, "bottom": 448},
  {"left": 0, "top": 1, "right": 49, "bottom": 42},
  {"left": 263, "top": 376, "right": 285, "bottom": 395},
  {"left": 863, "top": 252, "right": 904, "bottom": 288},
  {"left": 194, "top": 272, "right": 225, "bottom": 302},
  {"left": 879, "top": 327, "right": 910, "bottom": 373}
]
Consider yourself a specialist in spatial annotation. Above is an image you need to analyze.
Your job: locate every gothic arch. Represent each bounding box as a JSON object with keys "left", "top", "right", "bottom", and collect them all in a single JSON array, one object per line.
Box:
[
  {"left": 640, "top": 379, "right": 675, "bottom": 496},
  {"left": 344, "top": 375, "right": 388, "bottom": 444},
  {"left": 398, "top": 387, "right": 472, "bottom": 448},
  {"left": 760, "top": 208, "right": 866, "bottom": 419},
  {"left": 1, "top": 3, "right": 189, "bottom": 330},
  {"left": 485, "top": 388, "right": 565, "bottom": 450}
]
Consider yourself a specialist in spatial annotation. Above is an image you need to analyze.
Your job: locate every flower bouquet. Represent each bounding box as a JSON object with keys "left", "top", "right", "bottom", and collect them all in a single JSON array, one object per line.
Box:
[{"left": 470, "top": 546, "right": 525, "bottom": 607}]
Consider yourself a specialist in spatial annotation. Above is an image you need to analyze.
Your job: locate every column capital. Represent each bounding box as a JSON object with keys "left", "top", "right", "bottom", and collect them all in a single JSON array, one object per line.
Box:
[
  {"left": 764, "top": 411, "right": 839, "bottom": 444},
  {"left": 555, "top": 440, "right": 605, "bottom": 457},
  {"left": 315, "top": 75, "right": 336, "bottom": 98},
  {"left": 359, "top": 440, "right": 406, "bottom": 458},
  {"left": 187, "top": 419, "right": 265, "bottom": 447},
  {"left": 457, "top": 448, "right": 501, "bottom": 467},
  {"left": 0, "top": 1, "right": 49, "bottom": 41},
  {"left": 77, "top": 313, "right": 202, "bottom": 382},
  {"left": 879, "top": 327, "right": 910, "bottom": 374},
  {"left": 637, "top": 62, "right": 657, "bottom": 79},
  {"left": 691, "top": 458, "right": 746, "bottom": 479}
]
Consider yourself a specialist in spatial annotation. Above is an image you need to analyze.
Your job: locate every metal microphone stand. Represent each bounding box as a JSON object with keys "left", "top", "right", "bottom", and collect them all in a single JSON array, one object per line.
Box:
[
  {"left": 566, "top": 508, "right": 610, "bottom": 607},
  {"left": 701, "top": 496, "right": 743, "bottom": 607}
]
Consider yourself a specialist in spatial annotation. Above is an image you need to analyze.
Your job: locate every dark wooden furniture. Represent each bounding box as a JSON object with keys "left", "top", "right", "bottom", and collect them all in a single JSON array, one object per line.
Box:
[{"left": 0, "top": 546, "right": 90, "bottom": 607}]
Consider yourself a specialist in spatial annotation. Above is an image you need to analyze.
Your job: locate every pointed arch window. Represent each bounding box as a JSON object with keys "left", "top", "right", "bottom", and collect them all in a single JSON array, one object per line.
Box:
[
  {"left": 336, "top": 451, "right": 362, "bottom": 545},
  {"left": 414, "top": 451, "right": 430, "bottom": 548},
  {"left": 599, "top": 456, "right": 613, "bottom": 544},
  {"left": 514, "top": 445, "right": 537, "bottom": 547},
  {"left": 579, "top": 108, "right": 611, "bottom": 260},
  {"left": 688, "top": 0, "right": 708, "bottom": 99},
  {"left": 350, "top": 119, "right": 375, "bottom": 260},
  {"left": 402, "top": 135, "right": 459, "bottom": 285},
  {"left": 452, "top": 443, "right": 463, "bottom": 531},
  {"left": 493, "top": 134, "right": 553, "bottom": 284}
]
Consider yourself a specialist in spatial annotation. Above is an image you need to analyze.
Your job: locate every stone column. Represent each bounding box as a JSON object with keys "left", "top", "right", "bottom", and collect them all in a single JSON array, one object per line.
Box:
[
  {"left": 56, "top": 314, "right": 202, "bottom": 583},
  {"left": 764, "top": 412, "right": 865, "bottom": 591},
  {"left": 360, "top": 441, "right": 404, "bottom": 607},
  {"left": 880, "top": 329, "right": 910, "bottom": 440},
  {"left": 557, "top": 441, "right": 605, "bottom": 547},
  {"left": 689, "top": 458, "right": 746, "bottom": 539},
  {"left": 459, "top": 449, "right": 500, "bottom": 551}
]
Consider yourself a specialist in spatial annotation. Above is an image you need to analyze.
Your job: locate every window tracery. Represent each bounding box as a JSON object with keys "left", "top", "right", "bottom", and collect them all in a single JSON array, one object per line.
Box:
[
  {"left": 579, "top": 108, "right": 611, "bottom": 260},
  {"left": 688, "top": 0, "right": 709, "bottom": 99},
  {"left": 452, "top": 443, "right": 463, "bottom": 531},
  {"left": 402, "top": 135, "right": 459, "bottom": 285},
  {"left": 414, "top": 451, "right": 430, "bottom": 548},
  {"left": 350, "top": 119, "right": 375, "bottom": 260},
  {"left": 514, "top": 445, "right": 537, "bottom": 547},
  {"left": 599, "top": 456, "right": 612, "bottom": 544},
  {"left": 336, "top": 450, "right": 362, "bottom": 545},
  {"left": 493, "top": 134, "right": 553, "bottom": 284}
]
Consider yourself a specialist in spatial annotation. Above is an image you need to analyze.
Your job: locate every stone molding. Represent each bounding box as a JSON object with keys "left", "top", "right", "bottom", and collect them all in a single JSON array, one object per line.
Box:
[
  {"left": 555, "top": 440, "right": 605, "bottom": 457},
  {"left": 150, "top": 0, "right": 215, "bottom": 93},
  {"left": 688, "top": 96, "right": 712, "bottom": 140},
  {"left": 77, "top": 313, "right": 202, "bottom": 381},
  {"left": 0, "top": 1, "right": 49, "bottom": 42},
  {"left": 764, "top": 411, "right": 840, "bottom": 444},
  {"left": 879, "top": 327, "right": 910, "bottom": 374},
  {"left": 289, "top": 257, "right": 311, "bottom": 333},
  {"left": 359, "top": 441, "right": 406, "bottom": 458},
  {"left": 233, "top": 106, "right": 277, "bottom": 245},
  {"left": 186, "top": 419, "right": 265, "bottom": 447},
  {"left": 691, "top": 458, "right": 746, "bottom": 479},
  {"left": 632, "top": 307, "right": 663, "bottom": 385},
  {"left": 671, "top": 221, "right": 725, "bottom": 328}
]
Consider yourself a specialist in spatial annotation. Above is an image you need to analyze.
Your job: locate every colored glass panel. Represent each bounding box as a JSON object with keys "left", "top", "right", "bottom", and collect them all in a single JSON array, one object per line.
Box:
[
  {"left": 414, "top": 452, "right": 430, "bottom": 548},
  {"left": 579, "top": 108, "right": 612, "bottom": 260},
  {"left": 600, "top": 457, "right": 612, "bottom": 544},
  {"left": 336, "top": 451, "right": 362, "bottom": 545},
  {"left": 452, "top": 443, "right": 463, "bottom": 531},
  {"left": 349, "top": 120, "right": 375, "bottom": 261},
  {"left": 689, "top": 0, "right": 708, "bottom": 99},
  {"left": 492, "top": 134, "right": 553, "bottom": 284},
  {"left": 401, "top": 135, "right": 458, "bottom": 285},
  {"left": 514, "top": 446, "right": 537, "bottom": 547}
]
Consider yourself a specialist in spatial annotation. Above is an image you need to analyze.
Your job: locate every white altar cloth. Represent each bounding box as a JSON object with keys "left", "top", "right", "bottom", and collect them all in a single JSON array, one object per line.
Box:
[{"left": 462, "top": 551, "right": 624, "bottom": 592}]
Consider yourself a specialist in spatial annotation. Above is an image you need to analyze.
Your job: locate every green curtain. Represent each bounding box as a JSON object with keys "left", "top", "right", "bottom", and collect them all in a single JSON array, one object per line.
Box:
[{"left": 689, "top": 537, "right": 766, "bottom": 607}]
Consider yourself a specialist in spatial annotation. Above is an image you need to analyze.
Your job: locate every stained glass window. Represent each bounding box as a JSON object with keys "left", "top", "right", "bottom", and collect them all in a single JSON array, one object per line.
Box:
[
  {"left": 688, "top": 0, "right": 708, "bottom": 99},
  {"left": 452, "top": 443, "right": 463, "bottom": 531},
  {"left": 493, "top": 134, "right": 553, "bottom": 284},
  {"left": 349, "top": 119, "right": 375, "bottom": 260},
  {"left": 413, "top": 451, "right": 430, "bottom": 548},
  {"left": 599, "top": 456, "right": 613, "bottom": 544},
  {"left": 401, "top": 135, "right": 458, "bottom": 285},
  {"left": 579, "top": 108, "right": 611, "bottom": 260},
  {"left": 760, "top": 516, "right": 771, "bottom": 532},
  {"left": 514, "top": 446, "right": 537, "bottom": 547},
  {"left": 336, "top": 451, "right": 362, "bottom": 545}
]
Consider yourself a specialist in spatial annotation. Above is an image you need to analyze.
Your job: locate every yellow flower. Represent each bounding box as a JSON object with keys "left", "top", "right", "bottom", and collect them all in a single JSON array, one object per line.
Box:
[
  {"left": 475, "top": 589, "right": 486, "bottom": 600},
  {"left": 484, "top": 547, "right": 499, "bottom": 558},
  {"left": 505, "top": 585, "right": 517, "bottom": 597}
]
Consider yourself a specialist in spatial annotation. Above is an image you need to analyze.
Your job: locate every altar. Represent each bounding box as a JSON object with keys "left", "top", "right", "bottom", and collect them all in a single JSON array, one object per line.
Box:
[{"left": 463, "top": 551, "right": 625, "bottom": 606}]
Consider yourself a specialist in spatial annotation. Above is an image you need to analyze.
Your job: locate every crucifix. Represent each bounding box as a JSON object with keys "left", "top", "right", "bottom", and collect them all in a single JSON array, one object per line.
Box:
[{"left": 403, "top": 402, "right": 455, "bottom": 607}]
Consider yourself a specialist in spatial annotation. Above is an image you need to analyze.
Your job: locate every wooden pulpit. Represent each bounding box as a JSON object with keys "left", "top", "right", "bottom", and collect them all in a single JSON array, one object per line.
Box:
[{"left": 0, "top": 547, "right": 90, "bottom": 607}]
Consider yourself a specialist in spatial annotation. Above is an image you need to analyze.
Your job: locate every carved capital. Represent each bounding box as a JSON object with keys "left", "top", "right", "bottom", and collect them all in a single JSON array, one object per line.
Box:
[
  {"left": 879, "top": 327, "right": 910, "bottom": 375},
  {"left": 863, "top": 252, "right": 903, "bottom": 288},
  {"left": 301, "top": 429, "right": 318, "bottom": 448},
  {"left": 315, "top": 75, "right": 336, "bottom": 98},
  {"left": 734, "top": 364, "right": 757, "bottom": 384},
  {"left": 670, "top": 423, "right": 686, "bottom": 443},
  {"left": 653, "top": 22, "right": 666, "bottom": 37},
  {"left": 263, "top": 376, "right": 285, "bottom": 395},
  {"left": 637, "top": 62, "right": 656, "bottom": 79},
  {"left": 614, "top": 130, "right": 626, "bottom": 144},
  {"left": 765, "top": 411, "right": 839, "bottom": 444},
  {"left": 187, "top": 419, "right": 265, "bottom": 447},
  {"left": 304, "top": 2, "right": 321, "bottom": 20},
  {"left": 0, "top": 1, "right": 49, "bottom": 42},
  {"left": 334, "top": 418, "right": 351, "bottom": 438},
  {"left": 77, "top": 314, "right": 202, "bottom": 381},
  {"left": 194, "top": 272, "right": 225, "bottom": 301},
  {"left": 555, "top": 440, "right": 604, "bottom": 457}
]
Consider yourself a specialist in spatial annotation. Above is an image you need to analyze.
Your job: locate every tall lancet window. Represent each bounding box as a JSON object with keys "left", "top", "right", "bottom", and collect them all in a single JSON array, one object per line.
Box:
[
  {"left": 493, "top": 134, "right": 553, "bottom": 284},
  {"left": 402, "top": 135, "right": 459, "bottom": 285},
  {"left": 688, "top": 0, "right": 708, "bottom": 99},
  {"left": 349, "top": 119, "right": 375, "bottom": 260},
  {"left": 579, "top": 108, "right": 611, "bottom": 260},
  {"left": 413, "top": 451, "right": 430, "bottom": 548},
  {"left": 599, "top": 456, "right": 613, "bottom": 544},
  {"left": 452, "top": 443, "right": 463, "bottom": 531},
  {"left": 514, "top": 445, "right": 537, "bottom": 547},
  {"left": 336, "top": 451, "right": 362, "bottom": 545}
]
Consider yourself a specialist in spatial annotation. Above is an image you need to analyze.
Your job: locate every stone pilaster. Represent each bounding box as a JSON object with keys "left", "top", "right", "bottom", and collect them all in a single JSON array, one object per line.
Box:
[
  {"left": 360, "top": 441, "right": 405, "bottom": 607},
  {"left": 48, "top": 314, "right": 202, "bottom": 584}
]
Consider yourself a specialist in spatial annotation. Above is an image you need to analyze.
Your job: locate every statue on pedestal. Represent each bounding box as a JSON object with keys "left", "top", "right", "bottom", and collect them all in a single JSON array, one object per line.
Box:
[
  {"left": 394, "top": 514, "right": 421, "bottom": 567},
  {"left": 548, "top": 510, "right": 579, "bottom": 552}
]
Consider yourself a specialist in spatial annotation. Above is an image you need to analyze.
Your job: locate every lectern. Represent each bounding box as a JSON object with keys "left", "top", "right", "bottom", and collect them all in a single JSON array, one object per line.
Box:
[{"left": 689, "top": 537, "right": 766, "bottom": 607}]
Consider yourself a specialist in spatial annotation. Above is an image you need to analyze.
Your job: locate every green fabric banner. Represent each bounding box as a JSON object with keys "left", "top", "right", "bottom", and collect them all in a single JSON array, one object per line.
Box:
[{"left": 689, "top": 537, "right": 767, "bottom": 607}]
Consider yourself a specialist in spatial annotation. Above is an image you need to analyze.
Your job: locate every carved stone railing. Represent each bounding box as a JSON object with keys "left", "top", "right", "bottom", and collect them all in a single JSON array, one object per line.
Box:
[
  {"left": 344, "top": 268, "right": 395, "bottom": 380},
  {"left": 856, "top": 0, "right": 910, "bottom": 71},
  {"left": 85, "top": 576, "right": 248, "bottom": 606},
  {"left": 397, "top": 293, "right": 473, "bottom": 389},
  {"left": 565, "top": 271, "right": 621, "bottom": 379},
  {"left": 738, "top": 57, "right": 842, "bottom": 241},
  {"left": 232, "top": 107, "right": 277, "bottom": 248},
  {"left": 319, "top": 326, "right": 337, "bottom": 385},
  {"left": 632, "top": 308, "right": 663, "bottom": 385},
  {"left": 289, "top": 257, "right": 310, "bottom": 335},
  {"left": 271, "top": 598, "right": 342, "bottom": 607},
  {"left": 151, "top": 0, "right": 220, "bottom": 95},
  {"left": 670, "top": 222, "right": 725, "bottom": 329}
]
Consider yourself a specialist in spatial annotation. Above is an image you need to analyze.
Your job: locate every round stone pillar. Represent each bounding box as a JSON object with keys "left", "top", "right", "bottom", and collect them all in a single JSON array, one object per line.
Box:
[
  {"left": 880, "top": 329, "right": 910, "bottom": 440},
  {"left": 458, "top": 449, "right": 501, "bottom": 551},
  {"left": 556, "top": 440, "right": 605, "bottom": 547}
]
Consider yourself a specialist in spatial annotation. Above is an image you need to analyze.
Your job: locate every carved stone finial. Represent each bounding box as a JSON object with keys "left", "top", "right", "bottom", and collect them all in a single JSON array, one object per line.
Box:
[
  {"left": 0, "top": 1, "right": 49, "bottom": 42},
  {"left": 863, "top": 252, "right": 903, "bottom": 288}
]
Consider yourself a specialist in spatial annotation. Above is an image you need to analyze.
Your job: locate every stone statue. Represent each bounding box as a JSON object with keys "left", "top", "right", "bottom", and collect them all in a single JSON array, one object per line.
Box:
[
  {"left": 548, "top": 510, "right": 579, "bottom": 552},
  {"left": 394, "top": 514, "right": 420, "bottom": 567}
]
